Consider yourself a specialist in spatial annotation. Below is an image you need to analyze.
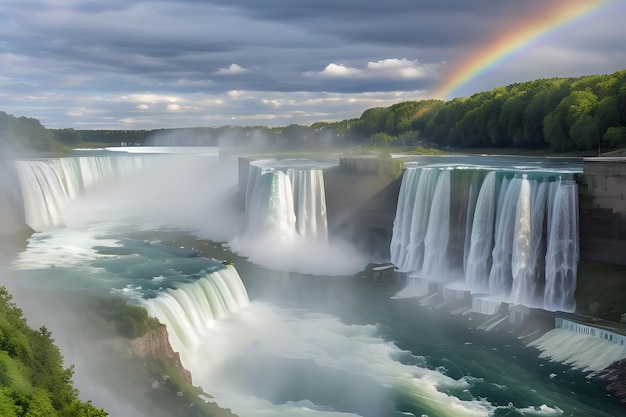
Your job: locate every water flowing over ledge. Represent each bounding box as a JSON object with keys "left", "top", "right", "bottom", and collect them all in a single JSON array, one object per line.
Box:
[
  {"left": 391, "top": 165, "right": 579, "bottom": 312},
  {"left": 529, "top": 328, "right": 626, "bottom": 372},
  {"left": 15, "top": 155, "right": 147, "bottom": 231},
  {"left": 140, "top": 267, "right": 250, "bottom": 370},
  {"left": 244, "top": 161, "right": 328, "bottom": 242},
  {"left": 231, "top": 158, "right": 367, "bottom": 275}
]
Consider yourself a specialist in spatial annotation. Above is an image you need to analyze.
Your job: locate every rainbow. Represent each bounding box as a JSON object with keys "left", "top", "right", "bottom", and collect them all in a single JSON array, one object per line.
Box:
[{"left": 430, "top": 0, "right": 613, "bottom": 100}]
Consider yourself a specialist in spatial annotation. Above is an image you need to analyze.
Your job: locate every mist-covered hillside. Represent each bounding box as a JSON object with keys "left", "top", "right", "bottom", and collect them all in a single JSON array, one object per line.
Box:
[{"left": 0, "top": 287, "right": 108, "bottom": 416}]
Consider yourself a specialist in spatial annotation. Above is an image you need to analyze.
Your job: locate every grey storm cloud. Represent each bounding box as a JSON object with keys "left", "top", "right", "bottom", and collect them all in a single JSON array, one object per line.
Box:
[{"left": 0, "top": 0, "right": 624, "bottom": 129}]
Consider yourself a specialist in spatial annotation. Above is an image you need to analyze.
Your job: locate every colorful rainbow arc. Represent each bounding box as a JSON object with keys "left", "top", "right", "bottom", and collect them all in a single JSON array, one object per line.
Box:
[{"left": 429, "top": 0, "right": 613, "bottom": 100}]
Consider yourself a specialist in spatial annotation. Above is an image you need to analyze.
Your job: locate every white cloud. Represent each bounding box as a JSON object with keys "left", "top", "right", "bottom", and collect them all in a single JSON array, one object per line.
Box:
[
  {"left": 217, "top": 63, "right": 247, "bottom": 74},
  {"left": 121, "top": 93, "right": 180, "bottom": 104},
  {"left": 303, "top": 63, "right": 362, "bottom": 78},
  {"left": 306, "top": 59, "right": 433, "bottom": 80},
  {"left": 227, "top": 90, "right": 246, "bottom": 98},
  {"left": 119, "top": 117, "right": 154, "bottom": 125},
  {"left": 67, "top": 108, "right": 87, "bottom": 117},
  {"left": 366, "top": 58, "right": 428, "bottom": 79}
]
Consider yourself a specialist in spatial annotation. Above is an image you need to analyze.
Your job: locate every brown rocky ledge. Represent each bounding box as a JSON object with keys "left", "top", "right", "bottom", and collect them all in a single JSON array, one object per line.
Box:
[{"left": 130, "top": 323, "right": 192, "bottom": 385}]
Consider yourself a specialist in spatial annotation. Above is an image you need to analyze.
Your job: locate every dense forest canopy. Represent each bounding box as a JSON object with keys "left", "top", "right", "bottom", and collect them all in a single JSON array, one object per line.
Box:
[
  {"left": 351, "top": 69, "right": 626, "bottom": 152},
  {"left": 1, "top": 69, "right": 625, "bottom": 154}
]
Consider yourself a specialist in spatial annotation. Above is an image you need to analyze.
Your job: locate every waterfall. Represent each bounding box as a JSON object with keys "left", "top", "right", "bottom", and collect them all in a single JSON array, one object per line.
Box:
[
  {"left": 289, "top": 168, "right": 328, "bottom": 240},
  {"left": 544, "top": 181, "right": 579, "bottom": 312},
  {"left": 510, "top": 176, "right": 532, "bottom": 305},
  {"left": 244, "top": 162, "right": 328, "bottom": 242},
  {"left": 422, "top": 170, "right": 450, "bottom": 279},
  {"left": 141, "top": 267, "right": 250, "bottom": 363},
  {"left": 392, "top": 165, "right": 579, "bottom": 312},
  {"left": 390, "top": 168, "right": 440, "bottom": 272},
  {"left": 15, "top": 156, "right": 146, "bottom": 231},
  {"left": 489, "top": 178, "right": 521, "bottom": 296},
  {"left": 465, "top": 171, "right": 496, "bottom": 290}
]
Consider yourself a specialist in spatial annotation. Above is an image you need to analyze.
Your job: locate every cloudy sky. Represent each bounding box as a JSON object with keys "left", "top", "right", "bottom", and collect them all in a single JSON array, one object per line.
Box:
[{"left": 1, "top": 0, "right": 624, "bottom": 129}]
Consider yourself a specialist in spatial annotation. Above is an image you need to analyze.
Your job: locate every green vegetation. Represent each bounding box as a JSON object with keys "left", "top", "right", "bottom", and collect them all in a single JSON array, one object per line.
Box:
[
  {"left": 50, "top": 293, "right": 237, "bottom": 417},
  {"left": 351, "top": 69, "right": 626, "bottom": 153},
  {"left": 0, "top": 287, "right": 108, "bottom": 416},
  {"left": 0, "top": 112, "right": 70, "bottom": 156},
  {"left": 3, "top": 69, "right": 625, "bottom": 155},
  {"left": 90, "top": 297, "right": 160, "bottom": 339}
]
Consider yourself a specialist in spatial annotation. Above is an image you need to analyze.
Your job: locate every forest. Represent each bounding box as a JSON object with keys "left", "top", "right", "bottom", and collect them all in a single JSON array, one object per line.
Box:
[
  {"left": 352, "top": 69, "right": 626, "bottom": 152},
  {"left": 1, "top": 69, "right": 625, "bottom": 154},
  {"left": 0, "top": 287, "right": 108, "bottom": 416}
]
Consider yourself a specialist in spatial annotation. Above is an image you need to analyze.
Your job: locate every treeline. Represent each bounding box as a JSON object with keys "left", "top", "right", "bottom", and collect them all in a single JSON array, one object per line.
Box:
[
  {"left": 2, "top": 69, "right": 625, "bottom": 154},
  {"left": 0, "top": 112, "right": 65, "bottom": 155},
  {"left": 351, "top": 69, "right": 626, "bottom": 152},
  {"left": 0, "top": 287, "right": 108, "bottom": 416}
]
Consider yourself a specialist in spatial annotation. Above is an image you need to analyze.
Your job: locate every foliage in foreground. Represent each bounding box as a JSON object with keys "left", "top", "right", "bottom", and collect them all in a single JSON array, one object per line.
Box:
[{"left": 0, "top": 287, "right": 108, "bottom": 416}]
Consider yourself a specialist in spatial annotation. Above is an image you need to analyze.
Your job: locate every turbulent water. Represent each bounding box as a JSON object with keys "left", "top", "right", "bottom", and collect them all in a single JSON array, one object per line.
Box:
[{"left": 5, "top": 149, "right": 626, "bottom": 417}]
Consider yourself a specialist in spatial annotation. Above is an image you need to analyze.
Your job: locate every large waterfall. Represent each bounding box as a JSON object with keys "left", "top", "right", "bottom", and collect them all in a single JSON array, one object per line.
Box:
[
  {"left": 230, "top": 158, "right": 367, "bottom": 275},
  {"left": 140, "top": 267, "right": 250, "bottom": 364},
  {"left": 15, "top": 155, "right": 146, "bottom": 231},
  {"left": 391, "top": 164, "right": 579, "bottom": 312}
]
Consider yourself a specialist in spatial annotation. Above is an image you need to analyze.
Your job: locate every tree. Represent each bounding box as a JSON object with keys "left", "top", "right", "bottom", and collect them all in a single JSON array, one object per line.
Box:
[
  {"left": 24, "top": 390, "right": 57, "bottom": 417},
  {"left": 604, "top": 126, "right": 626, "bottom": 148}
]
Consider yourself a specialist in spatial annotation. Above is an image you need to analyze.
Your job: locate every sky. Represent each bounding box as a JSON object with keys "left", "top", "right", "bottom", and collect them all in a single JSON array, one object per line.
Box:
[{"left": 0, "top": 0, "right": 624, "bottom": 130}]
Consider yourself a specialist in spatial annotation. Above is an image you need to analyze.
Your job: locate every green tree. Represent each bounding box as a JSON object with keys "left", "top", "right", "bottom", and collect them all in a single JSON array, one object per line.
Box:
[
  {"left": 24, "top": 390, "right": 57, "bottom": 417},
  {"left": 0, "top": 388, "right": 18, "bottom": 417},
  {"left": 604, "top": 126, "right": 626, "bottom": 148}
]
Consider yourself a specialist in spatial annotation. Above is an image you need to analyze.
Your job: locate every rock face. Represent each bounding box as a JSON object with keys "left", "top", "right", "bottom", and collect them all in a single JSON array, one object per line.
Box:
[
  {"left": 325, "top": 157, "right": 403, "bottom": 260},
  {"left": 130, "top": 323, "right": 192, "bottom": 385},
  {"left": 599, "top": 359, "right": 626, "bottom": 403},
  {"left": 578, "top": 158, "right": 626, "bottom": 266}
]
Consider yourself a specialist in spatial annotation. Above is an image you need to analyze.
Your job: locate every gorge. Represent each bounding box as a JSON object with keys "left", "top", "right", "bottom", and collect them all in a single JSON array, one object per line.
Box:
[{"left": 2, "top": 147, "right": 626, "bottom": 417}]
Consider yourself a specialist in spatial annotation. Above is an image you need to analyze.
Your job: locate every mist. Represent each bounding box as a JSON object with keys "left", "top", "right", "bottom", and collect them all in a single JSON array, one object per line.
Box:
[
  {"left": 0, "top": 155, "right": 190, "bottom": 416},
  {"left": 0, "top": 275, "right": 173, "bottom": 417},
  {"left": 60, "top": 149, "right": 369, "bottom": 276},
  {"left": 2, "top": 147, "right": 608, "bottom": 417}
]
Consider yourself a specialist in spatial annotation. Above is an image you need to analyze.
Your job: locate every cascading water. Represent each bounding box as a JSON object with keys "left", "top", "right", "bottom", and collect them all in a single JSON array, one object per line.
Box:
[
  {"left": 510, "top": 176, "right": 533, "bottom": 304},
  {"left": 15, "top": 155, "right": 146, "bottom": 231},
  {"left": 290, "top": 169, "right": 328, "bottom": 240},
  {"left": 421, "top": 169, "right": 450, "bottom": 279},
  {"left": 231, "top": 158, "right": 368, "bottom": 275},
  {"left": 244, "top": 160, "right": 328, "bottom": 242},
  {"left": 8, "top": 149, "right": 624, "bottom": 417},
  {"left": 544, "top": 181, "right": 579, "bottom": 312},
  {"left": 390, "top": 168, "right": 439, "bottom": 272},
  {"left": 464, "top": 171, "right": 496, "bottom": 290},
  {"left": 141, "top": 267, "right": 250, "bottom": 362},
  {"left": 391, "top": 162, "right": 580, "bottom": 312}
]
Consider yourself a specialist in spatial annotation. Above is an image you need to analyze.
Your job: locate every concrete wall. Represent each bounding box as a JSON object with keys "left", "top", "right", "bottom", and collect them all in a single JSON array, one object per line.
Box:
[{"left": 578, "top": 157, "right": 626, "bottom": 265}]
